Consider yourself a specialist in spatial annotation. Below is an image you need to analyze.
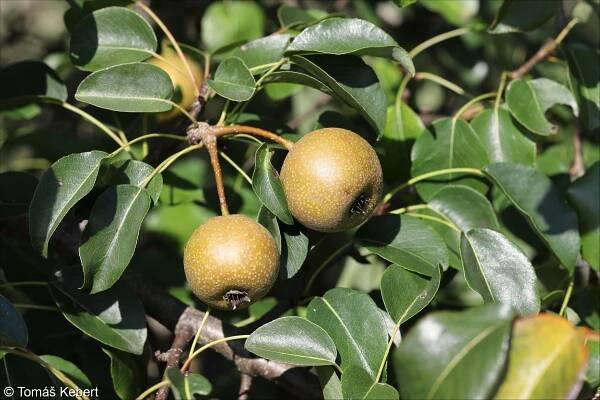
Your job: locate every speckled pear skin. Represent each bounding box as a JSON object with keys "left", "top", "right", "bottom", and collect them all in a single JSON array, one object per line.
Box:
[
  {"left": 280, "top": 128, "right": 383, "bottom": 232},
  {"left": 183, "top": 214, "right": 280, "bottom": 310}
]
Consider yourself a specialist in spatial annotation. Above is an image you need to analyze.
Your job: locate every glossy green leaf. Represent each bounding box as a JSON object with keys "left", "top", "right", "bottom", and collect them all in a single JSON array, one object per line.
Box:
[
  {"left": 565, "top": 43, "right": 600, "bottom": 135},
  {"left": 461, "top": 228, "right": 540, "bottom": 315},
  {"left": 286, "top": 18, "right": 414, "bottom": 75},
  {"left": 208, "top": 57, "right": 255, "bottom": 101},
  {"left": 357, "top": 214, "right": 448, "bottom": 276},
  {"left": 201, "top": 1, "right": 265, "bottom": 51},
  {"left": 484, "top": 162, "right": 580, "bottom": 273},
  {"left": 166, "top": 368, "right": 212, "bottom": 400},
  {"left": 40, "top": 355, "right": 91, "bottom": 388},
  {"left": 506, "top": 78, "right": 578, "bottom": 136},
  {"left": 257, "top": 206, "right": 281, "bottom": 251},
  {"left": 69, "top": 7, "right": 157, "bottom": 71},
  {"left": 29, "top": 151, "right": 107, "bottom": 257},
  {"left": 252, "top": 144, "right": 293, "bottom": 225},
  {"left": 342, "top": 365, "right": 399, "bottom": 400},
  {"left": 50, "top": 269, "right": 147, "bottom": 354},
  {"left": 489, "top": 0, "right": 557, "bottom": 34},
  {"left": 99, "top": 159, "right": 162, "bottom": 205},
  {"left": 280, "top": 223, "right": 309, "bottom": 278},
  {"left": 102, "top": 348, "right": 144, "bottom": 400},
  {"left": 429, "top": 185, "right": 500, "bottom": 231},
  {"left": 0, "top": 61, "right": 67, "bottom": 106},
  {"left": 421, "top": 0, "right": 479, "bottom": 26},
  {"left": 277, "top": 5, "right": 329, "bottom": 28},
  {"left": 233, "top": 34, "right": 290, "bottom": 69},
  {"left": 0, "top": 172, "right": 38, "bottom": 219},
  {"left": 80, "top": 184, "right": 151, "bottom": 293},
  {"left": 291, "top": 54, "right": 387, "bottom": 137},
  {"left": 395, "top": 304, "right": 513, "bottom": 399},
  {"left": 75, "top": 62, "right": 174, "bottom": 112},
  {"left": 307, "top": 288, "right": 388, "bottom": 379},
  {"left": 245, "top": 316, "right": 337, "bottom": 366},
  {"left": 264, "top": 68, "right": 331, "bottom": 93},
  {"left": 411, "top": 118, "right": 490, "bottom": 200},
  {"left": 471, "top": 108, "right": 536, "bottom": 166},
  {"left": 495, "top": 314, "right": 589, "bottom": 399},
  {"left": 316, "top": 366, "right": 343, "bottom": 400},
  {"left": 567, "top": 163, "right": 599, "bottom": 271},
  {"left": 381, "top": 265, "right": 441, "bottom": 324},
  {"left": 0, "top": 295, "right": 28, "bottom": 347}
]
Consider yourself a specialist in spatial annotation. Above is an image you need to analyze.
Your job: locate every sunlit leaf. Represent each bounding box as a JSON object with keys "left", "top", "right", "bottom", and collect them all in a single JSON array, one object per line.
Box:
[
  {"left": 342, "top": 365, "right": 399, "bottom": 399},
  {"left": 201, "top": 1, "right": 265, "bottom": 51},
  {"left": 75, "top": 62, "right": 174, "bottom": 112},
  {"left": 495, "top": 314, "right": 589, "bottom": 399},
  {"left": 208, "top": 57, "right": 255, "bottom": 101},
  {"left": 69, "top": 6, "right": 157, "bottom": 71},
  {"left": 246, "top": 316, "right": 337, "bottom": 366},
  {"left": 395, "top": 304, "right": 513, "bottom": 399},
  {"left": 166, "top": 368, "right": 212, "bottom": 400},
  {"left": 29, "top": 151, "right": 107, "bottom": 257}
]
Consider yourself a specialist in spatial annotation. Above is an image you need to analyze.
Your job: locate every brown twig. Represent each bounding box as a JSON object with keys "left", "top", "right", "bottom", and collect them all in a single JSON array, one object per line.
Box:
[
  {"left": 197, "top": 124, "right": 230, "bottom": 215},
  {"left": 213, "top": 125, "right": 295, "bottom": 150},
  {"left": 238, "top": 373, "right": 253, "bottom": 400},
  {"left": 569, "top": 126, "right": 585, "bottom": 178},
  {"left": 154, "top": 312, "right": 197, "bottom": 400},
  {"left": 509, "top": 18, "right": 579, "bottom": 80}
]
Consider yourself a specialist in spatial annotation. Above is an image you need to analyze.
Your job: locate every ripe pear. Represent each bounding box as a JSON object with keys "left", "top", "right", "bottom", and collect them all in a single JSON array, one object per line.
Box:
[
  {"left": 184, "top": 214, "right": 279, "bottom": 310},
  {"left": 148, "top": 45, "right": 202, "bottom": 122},
  {"left": 280, "top": 128, "right": 383, "bottom": 232}
]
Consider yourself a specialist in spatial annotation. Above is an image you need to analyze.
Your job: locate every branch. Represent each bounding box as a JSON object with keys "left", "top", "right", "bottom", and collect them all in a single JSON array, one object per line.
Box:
[
  {"left": 125, "top": 275, "right": 322, "bottom": 399},
  {"left": 510, "top": 18, "right": 578, "bottom": 80}
]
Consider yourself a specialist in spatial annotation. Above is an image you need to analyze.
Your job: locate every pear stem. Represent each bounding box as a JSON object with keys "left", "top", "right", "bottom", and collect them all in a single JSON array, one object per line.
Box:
[{"left": 212, "top": 124, "right": 294, "bottom": 150}]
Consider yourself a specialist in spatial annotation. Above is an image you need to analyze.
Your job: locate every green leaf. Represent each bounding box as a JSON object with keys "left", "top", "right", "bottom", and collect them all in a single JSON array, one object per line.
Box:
[
  {"left": 393, "top": 0, "right": 417, "bottom": 7},
  {"left": 429, "top": 185, "right": 500, "bottom": 231},
  {"left": 316, "top": 366, "right": 343, "bottom": 400},
  {"left": 585, "top": 337, "right": 599, "bottom": 387},
  {"left": 102, "top": 348, "right": 144, "bottom": 400},
  {"left": 411, "top": 118, "right": 490, "bottom": 200},
  {"left": 471, "top": 108, "right": 536, "bottom": 166},
  {"left": 277, "top": 5, "right": 329, "bottom": 28},
  {"left": 39, "top": 355, "right": 91, "bottom": 388},
  {"left": 99, "top": 159, "right": 162, "bottom": 205},
  {"left": 245, "top": 316, "right": 337, "bottom": 366},
  {"left": 0, "top": 61, "right": 67, "bottom": 106},
  {"left": 483, "top": 162, "right": 580, "bottom": 273},
  {"left": 264, "top": 68, "right": 331, "bottom": 93},
  {"left": 280, "top": 223, "right": 309, "bottom": 278},
  {"left": 461, "top": 228, "right": 540, "bottom": 315},
  {"left": 80, "top": 184, "right": 151, "bottom": 293},
  {"left": 495, "top": 315, "right": 589, "bottom": 399},
  {"left": 166, "top": 368, "right": 212, "bottom": 400},
  {"left": 0, "top": 172, "right": 38, "bottom": 219},
  {"left": 307, "top": 288, "right": 388, "bottom": 379},
  {"left": 341, "top": 365, "right": 399, "bottom": 399},
  {"left": 69, "top": 6, "right": 157, "bottom": 71},
  {"left": 50, "top": 269, "right": 147, "bottom": 354},
  {"left": 286, "top": 18, "right": 414, "bottom": 75},
  {"left": 257, "top": 206, "right": 281, "bottom": 251},
  {"left": 489, "top": 0, "right": 557, "bottom": 34},
  {"left": 0, "top": 295, "right": 28, "bottom": 347},
  {"left": 420, "top": 0, "right": 479, "bottom": 26},
  {"left": 252, "top": 144, "right": 293, "bottom": 225},
  {"left": 75, "top": 62, "right": 174, "bottom": 112},
  {"left": 201, "top": 1, "right": 265, "bottom": 52},
  {"left": 564, "top": 43, "right": 600, "bottom": 135},
  {"left": 567, "top": 162, "right": 599, "bottom": 271},
  {"left": 395, "top": 304, "right": 514, "bottom": 399},
  {"left": 208, "top": 57, "right": 256, "bottom": 102},
  {"left": 29, "top": 150, "right": 107, "bottom": 257},
  {"left": 506, "top": 78, "right": 579, "bottom": 136},
  {"left": 233, "top": 34, "right": 290, "bottom": 69},
  {"left": 291, "top": 55, "right": 386, "bottom": 137},
  {"left": 381, "top": 265, "right": 441, "bottom": 324},
  {"left": 357, "top": 214, "right": 448, "bottom": 276}
]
